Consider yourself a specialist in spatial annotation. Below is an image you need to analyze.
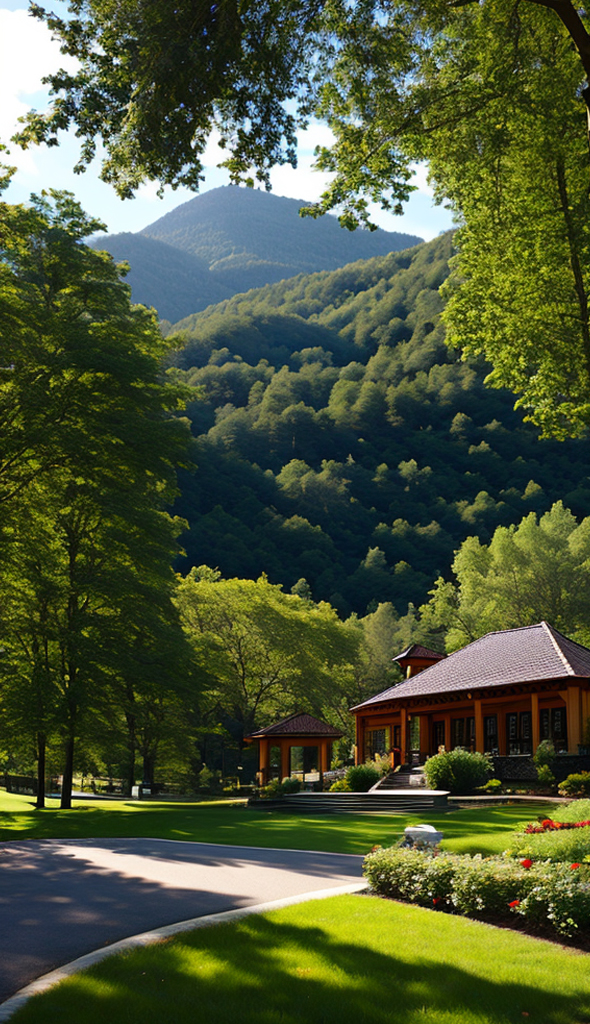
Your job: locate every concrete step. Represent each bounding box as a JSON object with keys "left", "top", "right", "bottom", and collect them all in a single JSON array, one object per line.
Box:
[{"left": 249, "top": 790, "right": 449, "bottom": 814}]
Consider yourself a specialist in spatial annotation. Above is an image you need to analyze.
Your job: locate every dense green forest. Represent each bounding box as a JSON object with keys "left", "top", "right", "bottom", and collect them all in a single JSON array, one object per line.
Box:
[
  {"left": 170, "top": 233, "right": 590, "bottom": 617},
  {"left": 93, "top": 186, "right": 422, "bottom": 322}
]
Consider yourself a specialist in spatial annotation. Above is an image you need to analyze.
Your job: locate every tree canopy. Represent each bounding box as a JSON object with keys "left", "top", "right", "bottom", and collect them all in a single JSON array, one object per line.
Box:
[
  {"left": 0, "top": 190, "right": 194, "bottom": 805},
  {"left": 176, "top": 566, "right": 362, "bottom": 746},
  {"left": 421, "top": 501, "right": 590, "bottom": 652},
  {"left": 18, "top": 0, "right": 590, "bottom": 433}
]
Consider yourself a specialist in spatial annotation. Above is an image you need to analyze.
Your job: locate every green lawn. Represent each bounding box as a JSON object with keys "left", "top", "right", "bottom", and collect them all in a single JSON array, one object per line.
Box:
[
  {"left": 0, "top": 790, "right": 553, "bottom": 855},
  {"left": 11, "top": 894, "right": 590, "bottom": 1024}
]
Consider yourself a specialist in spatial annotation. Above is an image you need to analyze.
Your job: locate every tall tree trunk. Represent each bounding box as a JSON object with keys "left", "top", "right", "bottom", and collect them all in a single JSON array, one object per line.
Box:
[
  {"left": 124, "top": 710, "right": 136, "bottom": 796},
  {"left": 142, "top": 753, "right": 155, "bottom": 788},
  {"left": 61, "top": 733, "right": 75, "bottom": 809},
  {"left": 35, "top": 731, "right": 46, "bottom": 810}
]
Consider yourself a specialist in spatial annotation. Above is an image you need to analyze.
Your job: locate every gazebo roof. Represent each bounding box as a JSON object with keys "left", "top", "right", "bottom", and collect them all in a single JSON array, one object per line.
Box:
[
  {"left": 246, "top": 712, "right": 343, "bottom": 740},
  {"left": 351, "top": 621, "right": 590, "bottom": 711},
  {"left": 392, "top": 643, "right": 446, "bottom": 664}
]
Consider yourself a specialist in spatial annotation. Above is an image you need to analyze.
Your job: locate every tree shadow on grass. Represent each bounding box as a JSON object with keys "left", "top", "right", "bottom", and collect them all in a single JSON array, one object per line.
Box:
[{"left": 14, "top": 896, "right": 590, "bottom": 1024}]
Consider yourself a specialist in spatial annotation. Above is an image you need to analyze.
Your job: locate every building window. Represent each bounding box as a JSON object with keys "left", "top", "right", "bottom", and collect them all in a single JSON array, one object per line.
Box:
[
  {"left": 540, "top": 707, "right": 568, "bottom": 752},
  {"left": 433, "top": 720, "right": 445, "bottom": 750},
  {"left": 484, "top": 715, "right": 498, "bottom": 753},
  {"left": 451, "top": 718, "right": 465, "bottom": 748},
  {"left": 466, "top": 717, "right": 475, "bottom": 749},
  {"left": 506, "top": 712, "right": 532, "bottom": 755},
  {"left": 365, "top": 728, "right": 387, "bottom": 760}
]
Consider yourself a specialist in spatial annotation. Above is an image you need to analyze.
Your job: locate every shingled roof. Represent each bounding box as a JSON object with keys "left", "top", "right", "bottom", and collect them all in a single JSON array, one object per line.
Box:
[
  {"left": 247, "top": 712, "right": 343, "bottom": 739},
  {"left": 352, "top": 622, "right": 590, "bottom": 711}
]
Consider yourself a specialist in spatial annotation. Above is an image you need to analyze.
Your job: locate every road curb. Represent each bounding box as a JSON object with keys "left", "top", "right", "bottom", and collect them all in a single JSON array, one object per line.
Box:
[{"left": 0, "top": 881, "right": 367, "bottom": 1022}]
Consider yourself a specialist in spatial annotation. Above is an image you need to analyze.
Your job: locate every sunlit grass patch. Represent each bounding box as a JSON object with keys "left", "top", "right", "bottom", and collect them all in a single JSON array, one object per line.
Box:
[
  {"left": 0, "top": 788, "right": 555, "bottom": 856},
  {"left": 10, "top": 895, "right": 590, "bottom": 1024}
]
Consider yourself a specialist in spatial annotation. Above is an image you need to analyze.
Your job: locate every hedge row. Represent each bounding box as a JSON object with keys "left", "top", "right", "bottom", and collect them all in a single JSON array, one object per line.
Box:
[{"left": 363, "top": 847, "right": 590, "bottom": 937}]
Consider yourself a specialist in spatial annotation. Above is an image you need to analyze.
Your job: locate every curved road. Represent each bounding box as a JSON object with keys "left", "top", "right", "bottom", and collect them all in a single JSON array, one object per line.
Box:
[{"left": 0, "top": 839, "right": 364, "bottom": 1003}]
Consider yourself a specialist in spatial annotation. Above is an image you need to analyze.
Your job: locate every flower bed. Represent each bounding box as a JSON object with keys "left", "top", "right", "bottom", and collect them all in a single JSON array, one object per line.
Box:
[
  {"left": 508, "top": 800, "right": 590, "bottom": 863},
  {"left": 363, "top": 846, "right": 590, "bottom": 937},
  {"left": 524, "top": 817, "right": 590, "bottom": 834}
]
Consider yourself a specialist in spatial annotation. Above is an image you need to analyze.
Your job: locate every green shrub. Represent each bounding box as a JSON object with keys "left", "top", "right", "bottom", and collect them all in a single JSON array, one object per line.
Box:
[
  {"left": 363, "top": 846, "right": 590, "bottom": 936},
  {"left": 513, "top": 866, "right": 590, "bottom": 935},
  {"left": 536, "top": 763, "right": 556, "bottom": 788},
  {"left": 422, "top": 748, "right": 492, "bottom": 793},
  {"left": 559, "top": 799, "right": 590, "bottom": 822},
  {"left": 260, "top": 778, "right": 284, "bottom": 799},
  {"left": 477, "top": 778, "right": 502, "bottom": 792},
  {"left": 261, "top": 776, "right": 302, "bottom": 798},
  {"left": 329, "top": 779, "right": 351, "bottom": 792},
  {"left": 373, "top": 752, "right": 392, "bottom": 776},
  {"left": 559, "top": 772, "right": 590, "bottom": 798},
  {"left": 281, "top": 777, "right": 302, "bottom": 794},
  {"left": 533, "top": 739, "right": 556, "bottom": 768},
  {"left": 345, "top": 763, "right": 381, "bottom": 791}
]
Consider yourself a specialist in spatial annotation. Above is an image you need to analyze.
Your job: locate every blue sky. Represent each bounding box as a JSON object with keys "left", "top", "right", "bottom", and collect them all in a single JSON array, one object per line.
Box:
[{"left": 0, "top": 1, "right": 455, "bottom": 241}]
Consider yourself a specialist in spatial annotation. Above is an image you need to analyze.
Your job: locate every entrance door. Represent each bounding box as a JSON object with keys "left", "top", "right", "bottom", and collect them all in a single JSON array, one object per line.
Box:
[{"left": 433, "top": 720, "right": 445, "bottom": 751}]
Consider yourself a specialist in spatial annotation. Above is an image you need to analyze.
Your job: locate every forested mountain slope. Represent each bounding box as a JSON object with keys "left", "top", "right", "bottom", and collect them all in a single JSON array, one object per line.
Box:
[
  {"left": 170, "top": 233, "right": 590, "bottom": 616},
  {"left": 93, "top": 187, "right": 422, "bottom": 322}
]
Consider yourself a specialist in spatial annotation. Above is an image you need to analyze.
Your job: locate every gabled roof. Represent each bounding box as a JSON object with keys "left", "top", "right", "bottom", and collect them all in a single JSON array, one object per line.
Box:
[
  {"left": 352, "top": 622, "right": 590, "bottom": 711},
  {"left": 246, "top": 712, "right": 343, "bottom": 739},
  {"left": 393, "top": 643, "right": 445, "bottom": 663}
]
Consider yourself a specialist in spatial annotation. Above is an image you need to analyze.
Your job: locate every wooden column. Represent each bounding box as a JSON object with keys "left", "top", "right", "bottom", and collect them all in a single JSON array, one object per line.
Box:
[
  {"left": 582, "top": 689, "right": 590, "bottom": 743},
  {"left": 259, "top": 738, "right": 270, "bottom": 784},
  {"left": 567, "top": 686, "right": 582, "bottom": 753},
  {"left": 355, "top": 717, "right": 365, "bottom": 765},
  {"left": 531, "top": 692, "right": 540, "bottom": 753},
  {"left": 400, "top": 707, "right": 407, "bottom": 764},
  {"left": 320, "top": 741, "right": 329, "bottom": 775},
  {"left": 474, "top": 699, "right": 484, "bottom": 754},
  {"left": 419, "top": 715, "right": 430, "bottom": 758},
  {"left": 280, "top": 742, "right": 290, "bottom": 781},
  {"left": 443, "top": 712, "right": 451, "bottom": 751}
]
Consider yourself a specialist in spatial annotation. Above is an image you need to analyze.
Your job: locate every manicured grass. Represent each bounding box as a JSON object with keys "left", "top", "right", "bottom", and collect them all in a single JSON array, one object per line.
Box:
[
  {"left": 11, "top": 894, "right": 590, "bottom": 1024},
  {"left": 0, "top": 790, "right": 553, "bottom": 855}
]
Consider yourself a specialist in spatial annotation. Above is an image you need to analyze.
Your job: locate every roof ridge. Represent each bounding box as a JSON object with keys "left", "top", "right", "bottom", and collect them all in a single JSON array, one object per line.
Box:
[{"left": 540, "top": 621, "right": 576, "bottom": 676}]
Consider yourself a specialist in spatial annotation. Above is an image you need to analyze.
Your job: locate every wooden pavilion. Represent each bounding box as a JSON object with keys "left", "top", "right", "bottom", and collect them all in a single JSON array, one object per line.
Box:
[
  {"left": 245, "top": 712, "right": 343, "bottom": 785},
  {"left": 351, "top": 622, "right": 590, "bottom": 766}
]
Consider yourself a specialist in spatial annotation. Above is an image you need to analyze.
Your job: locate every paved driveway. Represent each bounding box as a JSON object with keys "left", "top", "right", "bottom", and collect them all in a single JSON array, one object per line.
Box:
[{"left": 0, "top": 839, "right": 365, "bottom": 1002}]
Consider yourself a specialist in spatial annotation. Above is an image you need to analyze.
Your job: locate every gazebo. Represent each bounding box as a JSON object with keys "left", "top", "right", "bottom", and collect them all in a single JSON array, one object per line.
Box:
[{"left": 245, "top": 712, "right": 343, "bottom": 785}]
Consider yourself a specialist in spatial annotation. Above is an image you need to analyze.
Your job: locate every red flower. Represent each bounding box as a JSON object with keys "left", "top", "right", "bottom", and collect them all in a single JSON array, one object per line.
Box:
[
  {"left": 571, "top": 863, "right": 581, "bottom": 870},
  {"left": 520, "top": 859, "right": 533, "bottom": 870},
  {"left": 432, "top": 897, "right": 441, "bottom": 905},
  {"left": 541, "top": 819, "right": 554, "bottom": 828},
  {"left": 509, "top": 900, "right": 520, "bottom": 908}
]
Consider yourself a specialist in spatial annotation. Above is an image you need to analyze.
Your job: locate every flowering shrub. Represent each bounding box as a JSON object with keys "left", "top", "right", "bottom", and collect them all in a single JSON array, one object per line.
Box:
[
  {"left": 523, "top": 818, "right": 590, "bottom": 834},
  {"left": 422, "top": 748, "right": 492, "bottom": 793},
  {"left": 363, "top": 846, "right": 590, "bottom": 936},
  {"left": 510, "top": 827, "right": 590, "bottom": 865},
  {"left": 512, "top": 801, "right": 590, "bottom": 863}
]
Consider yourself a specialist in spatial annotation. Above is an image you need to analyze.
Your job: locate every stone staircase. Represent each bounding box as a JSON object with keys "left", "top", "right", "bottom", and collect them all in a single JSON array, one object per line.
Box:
[{"left": 371, "top": 766, "right": 427, "bottom": 791}]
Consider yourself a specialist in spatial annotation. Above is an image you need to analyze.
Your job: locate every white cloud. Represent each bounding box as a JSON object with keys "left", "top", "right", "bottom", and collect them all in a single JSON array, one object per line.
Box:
[{"left": 0, "top": 8, "right": 77, "bottom": 172}]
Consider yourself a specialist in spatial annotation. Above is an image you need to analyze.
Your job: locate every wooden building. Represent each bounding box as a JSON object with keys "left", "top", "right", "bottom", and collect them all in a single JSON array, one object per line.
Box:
[
  {"left": 245, "top": 712, "right": 342, "bottom": 785},
  {"left": 351, "top": 622, "right": 590, "bottom": 766}
]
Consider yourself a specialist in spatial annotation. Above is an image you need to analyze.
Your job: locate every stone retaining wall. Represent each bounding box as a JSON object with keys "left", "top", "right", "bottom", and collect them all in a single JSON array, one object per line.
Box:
[{"left": 492, "top": 754, "right": 590, "bottom": 783}]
